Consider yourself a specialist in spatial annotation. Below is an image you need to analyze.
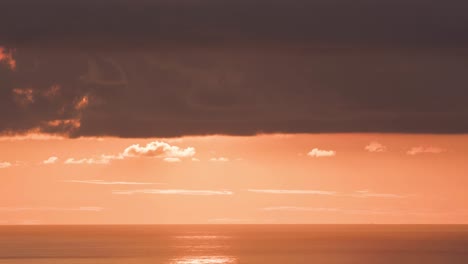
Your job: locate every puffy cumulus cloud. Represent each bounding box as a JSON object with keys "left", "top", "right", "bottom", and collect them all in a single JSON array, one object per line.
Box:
[
  {"left": 0, "top": 161, "right": 12, "bottom": 169},
  {"left": 112, "top": 189, "right": 233, "bottom": 196},
  {"left": 42, "top": 156, "right": 58, "bottom": 164},
  {"left": 307, "top": 148, "right": 336, "bottom": 158},
  {"left": 365, "top": 142, "right": 387, "bottom": 152},
  {"left": 407, "top": 146, "right": 445, "bottom": 155},
  {"left": 122, "top": 141, "right": 195, "bottom": 159},
  {"left": 1, "top": 1, "right": 468, "bottom": 137},
  {"left": 64, "top": 141, "right": 195, "bottom": 165}
]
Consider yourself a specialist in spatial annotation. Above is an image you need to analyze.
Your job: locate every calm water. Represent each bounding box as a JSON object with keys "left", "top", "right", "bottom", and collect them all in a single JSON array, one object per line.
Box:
[{"left": 1, "top": 225, "right": 468, "bottom": 264}]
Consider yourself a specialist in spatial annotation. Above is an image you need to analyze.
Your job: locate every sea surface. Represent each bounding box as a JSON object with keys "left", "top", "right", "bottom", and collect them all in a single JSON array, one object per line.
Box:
[{"left": 0, "top": 225, "right": 468, "bottom": 264}]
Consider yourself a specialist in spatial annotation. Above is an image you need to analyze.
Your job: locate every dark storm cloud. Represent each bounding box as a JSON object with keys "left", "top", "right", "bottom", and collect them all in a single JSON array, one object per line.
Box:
[{"left": 1, "top": 0, "right": 468, "bottom": 137}]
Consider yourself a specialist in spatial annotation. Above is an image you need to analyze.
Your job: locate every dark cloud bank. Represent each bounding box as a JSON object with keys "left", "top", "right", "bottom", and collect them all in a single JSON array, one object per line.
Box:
[{"left": 1, "top": 0, "right": 468, "bottom": 137}]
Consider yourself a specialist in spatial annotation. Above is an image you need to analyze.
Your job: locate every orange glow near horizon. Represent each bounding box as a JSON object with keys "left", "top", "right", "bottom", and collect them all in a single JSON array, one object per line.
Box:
[{"left": 1, "top": 133, "right": 467, "bottom": 225}]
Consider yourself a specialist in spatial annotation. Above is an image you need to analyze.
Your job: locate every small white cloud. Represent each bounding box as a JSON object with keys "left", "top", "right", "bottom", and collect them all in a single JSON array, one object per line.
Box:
[
  {"left": 248, "top": 189, "right": 337, "bottom": 195},
  {"left": 112, "top": 189, "right": 233, "bottom": 196},
  {"left": 192, "top": 157, "right": 200, "bottom": 162},
  {"left": 163, "top": 157, "right": 181, "bottom": 163},
  {"left": 210, "top": 157, "right": 229, "bottom": 162},
  {"left": 307, "top": 148, "right": 336, "bottom": 157},
  {"left": 63, "top": 180, "right": 163, "bottom": 185},
  {"left": 43, "top": 156, "right": 58, "bottom": 164},
  {"left": 0, "top": 162, "right": 12, "bottom": 169},
  {"left": 365, "top": 142, "right": 387, "bottom": 152},
  {"left": 407, "top": 146, "right": 445, "bottom": 155}
]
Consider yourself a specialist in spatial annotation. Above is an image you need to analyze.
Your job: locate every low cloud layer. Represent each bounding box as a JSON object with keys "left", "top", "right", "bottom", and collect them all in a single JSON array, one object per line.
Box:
[{"left": 1, "top": 1, "right": 468, "bottom": 137}]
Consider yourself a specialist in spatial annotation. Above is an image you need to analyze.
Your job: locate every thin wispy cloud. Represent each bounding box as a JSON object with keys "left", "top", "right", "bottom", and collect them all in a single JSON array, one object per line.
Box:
[
  {"left": 248, "top": 189, "right": 407, "bottom": 199},
  {"left": 0, "top": 207, "right": 103, "bottom": 212},
  {"left": 307, "top": 148, "right": 336, "bottom": 157},
  {"left": 210, "top": 157, "right": 229, "bottom": 162},
  {"left": 262, "top": 206, "right": 340, "bottom": 212},
  {"left": 365, "top": 142, "right": 387, "bottom": 152},
  {"left": 352, "top": 190, "right": 408, "bottom": 198},
  {"left": 0, "top": 161, "right": 12, "bottom": 169},
  {"left": 63, "top": 180, "right": 163, "bottom": 185},
  {"left": 112, "top": 189, "right": 233, "bottom": 196},
  {"left": 261, "top": 207, "right": 397, "bottom": 215},
  {"left": 43, "top": 156, "right": 58, "bottom": 164},
  {"left": 248, "top": 189, "right": 337, "bottom": 195},
  {"left": 407, "top": 146, "right": 445, "bottom": 155},
  {"left": 64, "top": 157, "right": 111, "bottom": 165},
  {"left": 163, "top": 157, "right": 181, "bottom": 163}
]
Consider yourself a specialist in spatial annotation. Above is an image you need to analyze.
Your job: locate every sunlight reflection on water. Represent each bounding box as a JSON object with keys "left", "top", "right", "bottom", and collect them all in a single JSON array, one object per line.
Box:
[
  {"left": 169, "top": 235, "right": 237, "bottom": 263},
  {"left": 170, "top": 256, "right": 238, "bottom": 264}
]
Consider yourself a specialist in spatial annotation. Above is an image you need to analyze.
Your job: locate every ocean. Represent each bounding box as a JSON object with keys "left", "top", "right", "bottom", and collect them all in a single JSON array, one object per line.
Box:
[{"left": 0, "top": 225, "right": 467, "bottom": 263}]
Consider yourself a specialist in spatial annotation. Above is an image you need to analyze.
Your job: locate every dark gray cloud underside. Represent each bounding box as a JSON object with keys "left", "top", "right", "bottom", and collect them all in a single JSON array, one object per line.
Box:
[{"left": 1, "top": 0, "right": 467, "bottom": 137}]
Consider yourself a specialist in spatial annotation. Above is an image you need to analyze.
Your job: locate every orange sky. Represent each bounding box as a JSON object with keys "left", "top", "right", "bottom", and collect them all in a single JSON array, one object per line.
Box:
[{"left": 1, "top": 133, "right": 467, "bottom": 225}]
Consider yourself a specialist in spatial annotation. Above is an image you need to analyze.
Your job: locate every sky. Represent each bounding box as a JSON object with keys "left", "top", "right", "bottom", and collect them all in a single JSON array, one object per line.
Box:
[
  {"left": 1, "top": 0, "right": 468, "bottom": 224},
  {"left": 1, "top": 133, "right": 467, "bottom": 224}
]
